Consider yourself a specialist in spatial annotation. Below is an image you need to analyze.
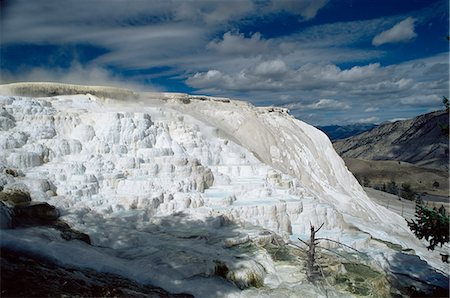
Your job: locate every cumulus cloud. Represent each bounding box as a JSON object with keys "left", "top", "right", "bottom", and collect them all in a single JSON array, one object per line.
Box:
[
  {"left": 207, "top": 32, "right": 270, "bottom": 56},
  {"left": 372, "top": 17, "right": 417, "bottom": 46},
  {"left": 187, "top": 61, "right": 384, "bottom": 92},
  {"left": 252, "top": 60, "right": 289, "bottom": 77},
  {"left": 188, "top": 52, "right": 448, "bottom": 125}
]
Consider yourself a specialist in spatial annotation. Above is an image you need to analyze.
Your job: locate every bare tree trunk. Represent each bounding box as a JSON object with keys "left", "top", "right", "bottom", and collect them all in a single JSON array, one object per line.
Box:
[
  {"left": 292, "top": 223, "right": 362, "bottom": 283},
  {"left": 306, "top": 223, "right": 323, "bottom": 281}
]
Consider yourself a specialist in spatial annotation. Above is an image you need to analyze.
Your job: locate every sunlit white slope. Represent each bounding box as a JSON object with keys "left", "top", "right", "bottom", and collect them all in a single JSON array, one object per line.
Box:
[{"left": 165, "top": 95, "right": 416, "bottom": 234}]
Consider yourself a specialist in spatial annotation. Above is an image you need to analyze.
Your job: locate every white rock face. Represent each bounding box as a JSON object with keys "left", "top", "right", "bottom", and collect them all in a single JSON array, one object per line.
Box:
[{"left": 0, "top": 83, "right": 445, "bottom": 296}]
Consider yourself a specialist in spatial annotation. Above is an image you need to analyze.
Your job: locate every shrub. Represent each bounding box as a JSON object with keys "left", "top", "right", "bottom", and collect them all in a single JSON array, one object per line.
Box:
[{"left": 400, "top": 183, "right": 415, "bottom": 201}]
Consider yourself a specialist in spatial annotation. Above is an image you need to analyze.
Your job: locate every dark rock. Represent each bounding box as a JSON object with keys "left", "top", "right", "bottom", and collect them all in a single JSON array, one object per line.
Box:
[
  {"left": 12, "top": 202, "right": 59, "bottom": 226},
  {"left": 0, "top": 247, "right": 194, "bottom": 298},
  {"left": 0, "top": 190, "right": 31, "bottom": 206},
  {"left": 0, "top": 202, "right": 13, "bottom": 229},
  {"left": 4, "top": 168, "right": 22, "bottom": 177},
  {"left": 1, "top": 191, "right": 91, "bottom": 244},
  {"left": 52, "top": 220, "right": 91, "bottom": 245}
]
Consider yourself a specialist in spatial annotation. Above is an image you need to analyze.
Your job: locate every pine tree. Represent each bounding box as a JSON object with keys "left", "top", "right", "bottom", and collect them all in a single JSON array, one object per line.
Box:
[
  {"left": 407, "top": 205, "right": 449, "bottom": 251},
  {"left": 400, "top": 183, "right": 415, "bottom": 200}
]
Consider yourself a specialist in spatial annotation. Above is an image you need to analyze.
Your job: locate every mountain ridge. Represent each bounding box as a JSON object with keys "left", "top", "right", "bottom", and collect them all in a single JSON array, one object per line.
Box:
[
  {"left": 318, "top": 123, "right": 377, "bottom": 141},
  {"left": 334, "top": 109, "right": 449, "bottom": 171}
]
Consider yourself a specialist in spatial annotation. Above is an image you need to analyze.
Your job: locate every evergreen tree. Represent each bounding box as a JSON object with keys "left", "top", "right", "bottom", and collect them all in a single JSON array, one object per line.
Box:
[
  {"left": 400, "top": 183, "right": 415, "bottom": 200},
  {"left": 386, "top": 180, "right": 399, "bottom": 195},
  {"left": 407, "top": 205, "right": 449, "bottom": 251}
]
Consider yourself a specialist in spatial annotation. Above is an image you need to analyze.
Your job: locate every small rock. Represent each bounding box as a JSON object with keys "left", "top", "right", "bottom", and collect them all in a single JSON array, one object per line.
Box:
[
  {"left": 4, "top": 168, "right": 22, "bottom": 177},
  {"left": 12, "top": 202, "right": 59, "bottom": 226},
  {"left": 0, "top": 190, "right": 32, "bottom": 207},
  {"left": 52, "top": 220, "right": 91, "bottom": 245}
]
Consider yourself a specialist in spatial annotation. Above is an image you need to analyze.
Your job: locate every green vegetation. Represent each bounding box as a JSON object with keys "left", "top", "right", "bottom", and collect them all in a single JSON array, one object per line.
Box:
[
  {"left": 407, "top": 205, "right": 449, "bottom": 252},
  {"left": 400, "top": 183, "right": 415, "bottom": 201},
  {"left": 334, "top": 263, "right": 389, "bottom": 297},
  {"left": 373, "top": 180, "right": 416, "bottom": 200},
  {"left": 372, "top": 238, "right": 403, "bottom": 252},
  {"left": 385, "top": 180, "right": 399, "bottom": 196}
]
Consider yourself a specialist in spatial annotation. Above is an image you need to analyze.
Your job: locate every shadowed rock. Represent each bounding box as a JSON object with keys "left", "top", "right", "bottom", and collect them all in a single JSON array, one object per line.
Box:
[
  {"left": 0, "top": 190, "right": 91, "bottom": 244},
  {"left": 0, "top": 247, "right": 193, "bottom": 298}
]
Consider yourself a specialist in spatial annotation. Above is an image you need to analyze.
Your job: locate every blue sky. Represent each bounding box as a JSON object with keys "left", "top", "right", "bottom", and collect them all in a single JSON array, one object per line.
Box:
[{"left": 1, "top": 0, "right": 448, "bottom": 125}]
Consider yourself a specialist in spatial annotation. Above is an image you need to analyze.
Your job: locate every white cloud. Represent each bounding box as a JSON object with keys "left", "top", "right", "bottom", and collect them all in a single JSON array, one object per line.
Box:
[
  {"left": 0, "top": 0, "right": 331, "bottom": 74},
  {"left": 187, "top": 61, "right": 384, "bottom": 92},
  {"left": 266, "top": 0, "right": 328, "bottom": 20},
  {"left": 187, "top": 70, "right": 229, "bottom": 90},
  {"left": 252, "top": 60, "right": 289, "bottom": 77},
  {"left": 349, "top": 78, "right": 414, "bottom": 95},
  {"left": 292, "top": 18, "right": 392, "bottom": 47},
  {"left": 364, "top": 107, "right": 379, "bottom": 112},
  {"left": 399, "top": 94, "right": 442, "bottom": 106},
  {"left": 372, "top": 17, "right": 417, "bottom": 46},
  {"left": 355, "top": 116, "right": 379, "bottom": 124},
  {"left": 284, "top": 99, "right": 351, "bottom": 111},
  {"left": 1, "top": 0, "right": 447, "bottom": 126},
  {"left": 173, "top": 0, "right": 255, "bottom": 24},
  {"left": 189, "top": 52, "right": 448, "bottom": 125},
  {"left": 207, "top": 32, "right": 270, "bottom": 56},
  {"left": 0, "top": 64, "right": 155, "bottom": 92}
]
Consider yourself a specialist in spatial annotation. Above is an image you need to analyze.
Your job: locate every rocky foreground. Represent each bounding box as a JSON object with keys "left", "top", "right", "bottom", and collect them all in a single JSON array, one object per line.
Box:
[{"left": 1, "top": 247, "right": 193, "bottom": 298}]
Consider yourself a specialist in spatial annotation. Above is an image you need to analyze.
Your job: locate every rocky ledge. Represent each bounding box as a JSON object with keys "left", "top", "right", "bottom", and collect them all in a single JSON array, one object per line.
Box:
[
  {"left": 0, "top": 188, "right": 90, "bottom": 244},
  {"left": 1, "top": 247, "right": 193, "bottom": 298}
]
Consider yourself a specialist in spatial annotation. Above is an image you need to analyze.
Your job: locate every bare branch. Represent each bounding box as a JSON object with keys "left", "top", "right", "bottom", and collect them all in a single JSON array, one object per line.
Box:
[
  {"left": 316, "top": 245, "right": 353, "bottom": 262},
  {"left": 315, "top": 222, "right": 325, "bottom": 233},
  {"left": 296, "top": 238, "right": 310, "bottom": 247},
  {"left": 288, "top": 242, "right": 305, "bottom": 250},
  {"left": 316, "top": 238, "right": 361, "bottom": 253}
]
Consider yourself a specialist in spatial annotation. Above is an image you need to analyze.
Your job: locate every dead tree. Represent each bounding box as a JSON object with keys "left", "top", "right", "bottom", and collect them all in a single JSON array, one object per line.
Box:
[
  {"left": 292, "top": 223, "right": 362, "bottom": 283},
  {"left": 297, "top": 223, "right": 324, "bottom": 281}
]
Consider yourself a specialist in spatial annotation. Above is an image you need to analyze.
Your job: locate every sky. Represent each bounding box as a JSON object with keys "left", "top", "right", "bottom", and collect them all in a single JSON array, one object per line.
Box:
[{"left": 0, "top": 0, "right": 448, "bottom": 126}]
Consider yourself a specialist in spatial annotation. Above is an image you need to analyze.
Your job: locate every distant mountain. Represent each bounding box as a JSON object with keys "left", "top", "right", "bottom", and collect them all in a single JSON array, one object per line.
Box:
[
  {"left": 318, "top": 123, "right": 377, "bottom": 141},
  {"left": 334, "top": 110, "right": 449, "bottom": 171}
]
